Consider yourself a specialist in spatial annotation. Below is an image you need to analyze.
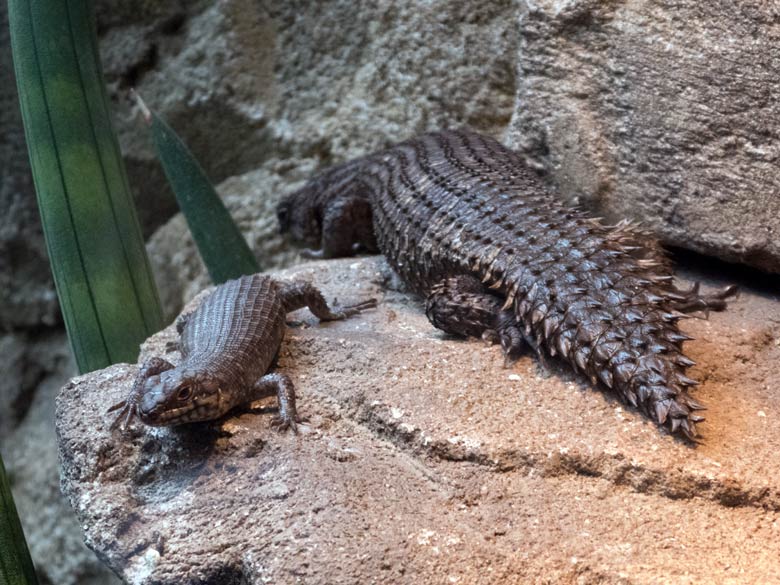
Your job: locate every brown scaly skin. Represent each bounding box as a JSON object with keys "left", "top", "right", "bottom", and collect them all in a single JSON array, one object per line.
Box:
[
  {"left": 108, "top": 274, "right": 376, "bottom": 431},
  {"left": 278, "top": 129, "right": 737, "bottom": 440}
]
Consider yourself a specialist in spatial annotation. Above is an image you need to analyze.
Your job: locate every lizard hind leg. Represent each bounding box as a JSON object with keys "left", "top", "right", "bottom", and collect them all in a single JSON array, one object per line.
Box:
[
  {"left": 666, "top": 282, "right": 738, "bottom": 315},
  {"left": 425, "top": 276, "right": 526, "bottom": 362},
  {"left": 280, "top": 281, "right": 378, "bottom": 321}
]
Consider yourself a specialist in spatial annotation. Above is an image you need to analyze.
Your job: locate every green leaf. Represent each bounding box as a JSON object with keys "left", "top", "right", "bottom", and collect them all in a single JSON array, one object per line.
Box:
[
  {"left": 0, "top": 454, "right": 39, "bottom": 585},
  {"left": 8, "top": 0, "right": 165, "bottom": 374},
  {"left": 137, "top": 94, "right": 260, "bottom": 284}
]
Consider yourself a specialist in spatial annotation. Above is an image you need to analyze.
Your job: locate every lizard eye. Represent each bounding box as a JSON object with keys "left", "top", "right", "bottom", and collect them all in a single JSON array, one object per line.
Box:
[{"left": 176, "top": 386, "right": 192, "bottom": 401}]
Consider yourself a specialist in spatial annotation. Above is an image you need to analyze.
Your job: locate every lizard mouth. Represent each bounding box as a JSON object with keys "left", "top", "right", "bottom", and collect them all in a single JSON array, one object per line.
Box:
[
  {"left": 138, "top": 403, "right": 196, "bottom": 426},
  {"left": 138, "top": 395, "right": 222, "bottom": 426}
]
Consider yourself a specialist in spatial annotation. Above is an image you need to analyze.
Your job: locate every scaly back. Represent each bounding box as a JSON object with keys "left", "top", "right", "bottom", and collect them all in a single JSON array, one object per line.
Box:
[
  {"left": 282, "top": 129, "right": 733, "bottom": 438},
  {"left": 181, "top": 274, "right": 285, "bottom": 388}
]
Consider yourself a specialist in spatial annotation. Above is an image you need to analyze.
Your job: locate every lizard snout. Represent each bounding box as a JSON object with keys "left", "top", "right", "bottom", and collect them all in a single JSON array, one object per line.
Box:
[{"left": 138, "top": 392, "right": 164, "bottom": 424}]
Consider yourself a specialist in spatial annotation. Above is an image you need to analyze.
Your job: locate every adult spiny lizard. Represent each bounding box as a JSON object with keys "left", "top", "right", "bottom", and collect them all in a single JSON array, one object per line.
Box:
[
  {"left": 108, "top": 274, "right": 376, "bottom": 430},
  {"left": 278, "top": 129, "right": 736, "bottom": 439}
]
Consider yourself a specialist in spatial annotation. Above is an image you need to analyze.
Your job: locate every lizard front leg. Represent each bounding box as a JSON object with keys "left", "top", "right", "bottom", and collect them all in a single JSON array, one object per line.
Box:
[
  {"left": 249, "top": 373, "right": 301, "bottom": 432},
  {"left": 301, "top": 195, "right": 377, "bottom": 259},
  {"left": 280, "top": 281, "right": 377, "bottom": 320},
  {"left": 108, "top": 357, "right": 175, "bottom": 431},
  {"left": 425, "top": 275, "right": 527, "bottom": 362}
]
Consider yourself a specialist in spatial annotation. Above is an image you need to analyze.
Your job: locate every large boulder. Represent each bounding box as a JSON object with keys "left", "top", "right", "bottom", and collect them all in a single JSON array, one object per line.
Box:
[
  {"left": 509, "top": 0, "right": 780, "bottom": 272},
  {"left": 102, "top": 0, "right": 519, "bottom": 237},
  {"left": 57, "top": 257, "right": 780, "bottom": 584}
]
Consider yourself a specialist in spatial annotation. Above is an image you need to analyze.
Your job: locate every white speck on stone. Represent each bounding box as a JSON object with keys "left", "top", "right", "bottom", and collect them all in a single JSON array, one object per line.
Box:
[
  {"left": 445, "top": 535, "right": 462, "bottom": 546},
  {"left": 508, "top": 374, "right": 522, "bottom": 381},
  {"left": 758, "top": 410, "right": 767, "bottom": 417},
  {"left": 391, "top": 407, "right": 404, "bottom": 419},
  {"left": 447, "top": 435, "right": 482, "bottom": 450},
  {"left": 127, "top": 547, "right": 161, "bottom": 585},
  {"left": 415, "top": 529, "right": 436, "bottom": 545}
]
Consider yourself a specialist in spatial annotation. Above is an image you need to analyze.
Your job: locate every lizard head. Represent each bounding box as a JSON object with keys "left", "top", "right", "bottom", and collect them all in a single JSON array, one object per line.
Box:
[
  {"left": 137, "top": 368, "right": 226, "bottom": 426},
  {"left": 277, "top": 193, "right": 322, "bottom": 248}
]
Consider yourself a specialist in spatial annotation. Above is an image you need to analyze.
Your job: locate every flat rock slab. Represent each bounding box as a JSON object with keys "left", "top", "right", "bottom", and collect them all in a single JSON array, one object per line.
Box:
[{"left": 57, "top": 257, "right": 780, "bottom": 584}]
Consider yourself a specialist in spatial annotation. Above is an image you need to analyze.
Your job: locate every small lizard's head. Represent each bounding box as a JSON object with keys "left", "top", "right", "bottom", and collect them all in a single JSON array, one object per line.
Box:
[
  {"left": 137, "top": 368, "right": 226, "bottom": 426},
  {"left": 277, "top": 193, "right": 322, "bottom": 248}
]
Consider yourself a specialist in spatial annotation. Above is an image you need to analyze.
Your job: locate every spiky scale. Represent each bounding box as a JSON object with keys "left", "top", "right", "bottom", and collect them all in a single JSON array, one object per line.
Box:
[{"left": 279, "top": 129, "right": 735, "bottom": 440}]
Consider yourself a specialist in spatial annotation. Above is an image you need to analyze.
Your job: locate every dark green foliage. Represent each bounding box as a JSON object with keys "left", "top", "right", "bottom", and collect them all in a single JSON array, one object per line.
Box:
[
  {"left": 0, "top": 454, "right": 39, "bottom": 585},
  {"left": 140, "top": 96, "right": 260, "bottom": 284},
  {"left": 8, "top": 0, "right": 164, "bottom": 373}
]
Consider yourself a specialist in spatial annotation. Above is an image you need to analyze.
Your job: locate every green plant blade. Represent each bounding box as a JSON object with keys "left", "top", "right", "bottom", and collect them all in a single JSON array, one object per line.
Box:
[
  {"left": 144, "top": 102, "right": 260, "bottom": 284},
  {"left": 8, "top": 0, "right": 164, "bottom": 373},
  {"left": 0, "top": 454, "right": 39, "bottom": 585}
]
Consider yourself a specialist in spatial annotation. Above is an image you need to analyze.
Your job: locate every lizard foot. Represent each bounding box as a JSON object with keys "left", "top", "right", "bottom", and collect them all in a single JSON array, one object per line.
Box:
[
  {"left": 269, "top": 413, "right": 307, "bottom": 434},
  {"left": 107, "top": 399, "right": 136, "bottom": 431},
  {"left": 107, "top": 356, "right": 175, "bottom": 432},
  {"left": 668, "top": 282, "right": 738, "bottom": 315},
  {"left": 334, "top": 297, "right": 378, "bottom": 318}
]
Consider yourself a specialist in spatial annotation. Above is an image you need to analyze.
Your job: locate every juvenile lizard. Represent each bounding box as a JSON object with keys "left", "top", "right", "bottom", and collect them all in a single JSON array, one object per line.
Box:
[
  {"left": 108, "top": 274, "right": 376, "bottom": 431},
  {"left": 278, "top": 129, "right": 736, "bottom": 439}
]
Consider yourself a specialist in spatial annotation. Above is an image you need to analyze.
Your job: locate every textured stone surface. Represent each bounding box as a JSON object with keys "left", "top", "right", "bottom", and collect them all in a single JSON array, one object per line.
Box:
[
  {"left": 57, "top": 257, "right": 780, "bottom": 584},
  {"left": 103, "top": 0, "right": 518, "bottom": 236},
  {"left": 0, "top": 332, "right": 69, "bottom": 440},
  {"left": 508, "top": 0, "right": 780, "bottom": 272},
  {"left": 140, "top": 0, "right": 517, "bottom": 315}
]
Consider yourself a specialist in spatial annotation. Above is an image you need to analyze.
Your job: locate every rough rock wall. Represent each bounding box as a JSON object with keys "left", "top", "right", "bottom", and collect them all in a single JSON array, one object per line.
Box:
[
  {"left": 141, "top": 0, "right": 519, "bottom": 314},
  {"left": 509, "top": 0, "right": 780, "bottom": 272}
]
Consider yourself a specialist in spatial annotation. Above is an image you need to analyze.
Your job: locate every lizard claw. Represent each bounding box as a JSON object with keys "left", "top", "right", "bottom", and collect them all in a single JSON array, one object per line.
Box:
[
  {"left": 270, "top": 413, "right": 306, "bottom": 434},
  {"left": 338, "top": 298, "right": 378, "bottom": 318},
  {"left": 107, "top": 400, "right": 136, "bottom": 432},
  {"left": 270, "top": 410, "right": 309, "bottom": 434}
]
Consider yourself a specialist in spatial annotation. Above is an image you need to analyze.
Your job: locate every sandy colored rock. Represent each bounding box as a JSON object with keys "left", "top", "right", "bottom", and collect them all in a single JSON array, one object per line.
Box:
[
  {"left": 57, "top": 257, "right": 780, "bottom": 584},
  {"left": 509, "top": 0, "right": 780, "bottom": 272}
]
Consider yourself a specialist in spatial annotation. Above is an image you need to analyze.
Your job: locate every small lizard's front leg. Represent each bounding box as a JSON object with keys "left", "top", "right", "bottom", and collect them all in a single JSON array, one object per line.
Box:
[
  {"left": 249, "top": 373, "right": 301, "bottom": 432},
  {"left": 280, "top": 281, "right": 377, "bottom": 321},
  {"left": 108, "top": 357, "right": 175, "bottom": 431}
]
